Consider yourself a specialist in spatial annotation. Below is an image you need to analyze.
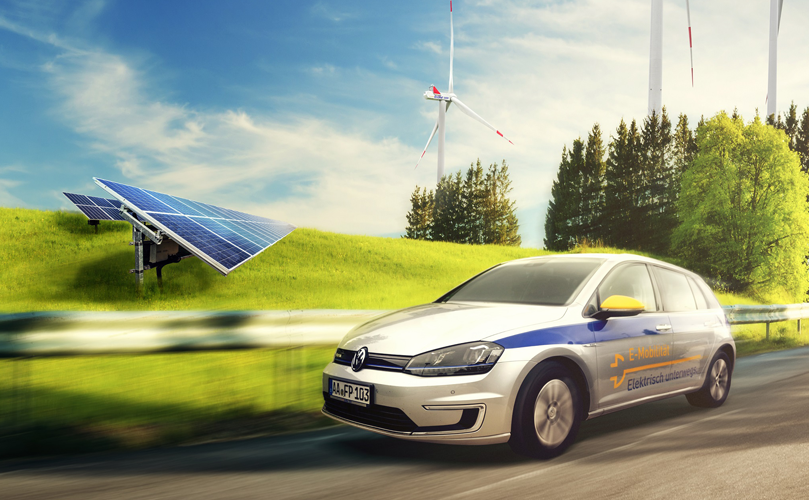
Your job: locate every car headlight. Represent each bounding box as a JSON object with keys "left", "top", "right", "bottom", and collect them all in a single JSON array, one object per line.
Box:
[{"left": 404, "top": 342, "right": 504, "bottom": 377}]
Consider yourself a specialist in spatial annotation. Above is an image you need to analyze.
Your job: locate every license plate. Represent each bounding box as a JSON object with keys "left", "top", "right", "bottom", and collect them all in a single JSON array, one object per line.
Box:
[{"left": 329, "top": 378, "right": 373, "bottom": 407}]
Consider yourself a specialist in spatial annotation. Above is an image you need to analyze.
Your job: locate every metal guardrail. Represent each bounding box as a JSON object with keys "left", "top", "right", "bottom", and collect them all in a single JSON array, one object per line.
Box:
[
  {"left": 722, "top": 304, "right": 809, "bottom": 339},
  {"left": 0, "top": 305, "right": 806, "bottom": 355},
  {"left": 0, "top": 310, "right": 384, "bottom": 356}
]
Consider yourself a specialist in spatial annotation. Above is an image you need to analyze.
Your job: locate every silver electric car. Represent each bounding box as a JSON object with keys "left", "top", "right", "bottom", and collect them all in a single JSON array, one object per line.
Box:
[{"left": 322, "top": 254, "right": 735, "bottom": 458}]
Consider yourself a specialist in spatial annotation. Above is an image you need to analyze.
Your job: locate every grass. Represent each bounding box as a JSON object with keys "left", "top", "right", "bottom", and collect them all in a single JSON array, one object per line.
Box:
[
  {"left": 0, "top": 207, "right": 549, "bottom": 313},
  {"left": 0, "top": 348, "right": 336, "bottom": 456}
]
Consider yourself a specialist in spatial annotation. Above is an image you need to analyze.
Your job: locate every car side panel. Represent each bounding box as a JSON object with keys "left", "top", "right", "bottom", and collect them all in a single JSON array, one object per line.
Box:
[
  {"left": 668, "top": 310, "right": 716, "bottom": 391},
  {"left": 593, "top": 313, "right": 673, "bottom": 408}
]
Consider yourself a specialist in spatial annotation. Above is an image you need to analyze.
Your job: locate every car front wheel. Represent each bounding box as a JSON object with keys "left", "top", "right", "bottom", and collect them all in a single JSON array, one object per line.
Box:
[{"left": 509, "top": 362, "right": 582, "bottom": 459}]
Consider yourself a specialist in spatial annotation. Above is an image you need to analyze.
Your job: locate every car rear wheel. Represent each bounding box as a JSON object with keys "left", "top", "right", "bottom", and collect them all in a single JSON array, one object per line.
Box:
[
  {"left": 509, "top": 362, "right": 582, "bottom": 459},
  {"left": 686, "top": 351, "right": 732, "bottom": 408}
]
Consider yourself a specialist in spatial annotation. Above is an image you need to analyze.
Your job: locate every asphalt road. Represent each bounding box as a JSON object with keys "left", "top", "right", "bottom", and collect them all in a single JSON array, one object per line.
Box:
[{"left": 3, "top": 346, "right": 809, "bottom": 499}]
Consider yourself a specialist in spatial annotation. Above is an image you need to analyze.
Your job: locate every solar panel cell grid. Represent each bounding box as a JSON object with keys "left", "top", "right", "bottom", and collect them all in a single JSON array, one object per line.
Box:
[{"left": 94, "top": 178, "right": 295, "bottom": 275}]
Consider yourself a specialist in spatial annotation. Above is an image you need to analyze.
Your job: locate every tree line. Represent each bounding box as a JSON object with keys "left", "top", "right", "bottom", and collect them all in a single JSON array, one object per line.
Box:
[
  {"left": 405, "top": 159, "right": 521, "bottom": 246},
  {"left": 545, "top": 103, "right": 809, "bottom": 298}
]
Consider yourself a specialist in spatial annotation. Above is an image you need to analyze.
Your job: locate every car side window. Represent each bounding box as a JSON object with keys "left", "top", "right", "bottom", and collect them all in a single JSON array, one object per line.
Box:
[
  {"left": 687, "top": 276, "right": 709, "bottom": 309},
  {"left": 597, "top": 264, "right": 657, "bottom": 312},
  {"left": 652, "top": 266, "right": 697, "bottom": 312}
]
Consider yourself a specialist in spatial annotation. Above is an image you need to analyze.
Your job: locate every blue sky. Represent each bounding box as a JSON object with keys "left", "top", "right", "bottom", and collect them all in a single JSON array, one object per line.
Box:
[{"left": 1, "top": 0, "right": 808, "bottom": 248}]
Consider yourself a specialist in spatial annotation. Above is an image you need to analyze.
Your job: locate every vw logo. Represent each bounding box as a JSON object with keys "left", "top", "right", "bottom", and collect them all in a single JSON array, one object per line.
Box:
[{"left": 351, "top": 347, "right": 369, "bottom": 372}]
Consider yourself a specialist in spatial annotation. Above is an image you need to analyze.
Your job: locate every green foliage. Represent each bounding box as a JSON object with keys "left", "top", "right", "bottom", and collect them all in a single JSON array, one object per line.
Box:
[
  {"left": 544, "top": 140, "right": 585, "bottom": 250},
  {"left": 405, "top": 159, "right": 521, "bottom": 246},
  {"left": 0, "top": 207, "right": 544, "bottom": 313},
  {"left": 404, "top": 186, "right": 433, "bottom": 240},
  {"left": 673, "top": 112, "right": 809, "bottom": 299},
  {"left": 580, "top": 124, "right": 606, "bottom": 242}
]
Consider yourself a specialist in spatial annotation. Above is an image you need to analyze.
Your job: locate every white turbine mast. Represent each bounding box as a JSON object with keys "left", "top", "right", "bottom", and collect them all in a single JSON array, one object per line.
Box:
[
  {"left": 767, "top": 0, "right": 784, "bottom": 119},
  {"left": 648, "top": 0, "right": 695, "bottom": 117},
  {"left": 415, "top": 1, "right": 513, "bottom": 184}
]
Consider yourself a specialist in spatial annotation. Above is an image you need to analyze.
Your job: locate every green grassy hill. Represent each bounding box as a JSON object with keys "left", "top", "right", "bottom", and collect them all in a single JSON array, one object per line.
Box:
[{"left": 0, "top": 207, "right": 556, "bottom": 313}]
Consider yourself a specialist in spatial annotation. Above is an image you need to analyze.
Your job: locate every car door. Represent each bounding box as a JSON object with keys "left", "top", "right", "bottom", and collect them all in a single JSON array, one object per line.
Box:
[
  {"left": 650, "top": 266, "right": 714, "bottom": 392},
  {"left": 593, "top": 263, "right": 673, "bottom": 409}
]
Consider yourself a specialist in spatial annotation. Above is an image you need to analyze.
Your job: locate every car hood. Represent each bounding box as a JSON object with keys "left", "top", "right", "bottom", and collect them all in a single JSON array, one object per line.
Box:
[{"left": 340, "top": 302, "right": 567, "bottom": 356}]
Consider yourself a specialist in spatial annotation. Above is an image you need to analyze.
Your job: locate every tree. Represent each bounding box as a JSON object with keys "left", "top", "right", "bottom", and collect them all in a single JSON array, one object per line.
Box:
[
  {"left": 673, "top": 112, "right": 809, "bottom": 299},
  {"left": 795, "top": 106, "right": 809, "bottom": 173},
  {"left": 431, "top": 171, "right": 465, "bottom": 242},
  {"left": 461, "top": 160, "right": 486, "bottom": 244},
  {"left": 581, "top": 124, "right": 606, "bottom": 243},
  {"left": 404, "top": 186, "right": 434, "bottom": 240},
  {"left": 670, "top": 113, "right": 697, "bottom": 206},
  {"left": 639, "top": 108, "right": 673, "bottom": 253},
  {"left": 544, "top": 142, "right": 582, "bottom": 250},
  {"left": 482, "top": 160, "right": 521, "bottom": 246}
]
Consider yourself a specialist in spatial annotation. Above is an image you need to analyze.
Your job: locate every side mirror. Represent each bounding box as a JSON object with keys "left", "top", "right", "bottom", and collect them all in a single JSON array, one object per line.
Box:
[{"left": 592, "top": 295, "right": 645, "bottom": 320}]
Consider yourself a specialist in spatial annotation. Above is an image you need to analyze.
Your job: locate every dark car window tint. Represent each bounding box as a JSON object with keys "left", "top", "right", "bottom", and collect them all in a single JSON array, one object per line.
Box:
[
  {"left": 688, "top": 276, "right": 708, "bottom": 309},
  {"left": 597, "top": 264, "right": 656, "bottom": 311},
  {"left": 444, "top": 259, "right": 602, "bottom": 306},
  {"left": 652, "top": 267, "right": 697, "bottom": 312}
]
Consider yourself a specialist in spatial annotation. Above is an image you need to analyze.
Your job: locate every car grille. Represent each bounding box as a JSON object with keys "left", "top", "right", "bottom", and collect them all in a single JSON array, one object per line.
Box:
[
  {"left": 323, "top": 394, "right": 417, "bottom": 432},
  {"left": 334, "top": 349, "right": 411, "bottom": 372},
  {"left": 323, "top": 394, "right": 481, "bottom": 434}
]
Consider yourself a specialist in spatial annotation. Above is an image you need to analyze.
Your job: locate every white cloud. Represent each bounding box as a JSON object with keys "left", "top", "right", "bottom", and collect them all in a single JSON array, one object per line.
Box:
[
  {"left": 414, "top": 41, "right": 442, "bottom": 54},
  {"left": 27, "top": 39, "right": 417, "bottom": 235},
  {"left": 310, "top": 2, "right": 355, "bottom": 23},
  {"left": 309, "top": 63, "right": 337, "bottom": 76},
  {"left": 0, "top": 178, "right": 25, "bottom": 208}
]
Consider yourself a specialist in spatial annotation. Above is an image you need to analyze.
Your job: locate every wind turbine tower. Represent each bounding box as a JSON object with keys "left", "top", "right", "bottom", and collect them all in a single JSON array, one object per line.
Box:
[
  {"left": 647, "top": 0, "right": 694, "bottom": 117},
  {"left": 416, "top": 1, "right": 514, "bottom": 184},
  {"left": 767, "top": 0, "right": 784, "bottom": 119}
]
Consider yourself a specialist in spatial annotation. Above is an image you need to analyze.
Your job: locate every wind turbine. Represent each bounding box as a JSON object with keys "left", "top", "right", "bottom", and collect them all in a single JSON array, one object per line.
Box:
[
  {"left": 648, "top": 0, "right": 695, "bottom": 116},
  {"left": 416, "top": 1, "right": 513, "bottom": 184},
  {"left": 767, "top": 0, "right": 784, "bottom": 119}
]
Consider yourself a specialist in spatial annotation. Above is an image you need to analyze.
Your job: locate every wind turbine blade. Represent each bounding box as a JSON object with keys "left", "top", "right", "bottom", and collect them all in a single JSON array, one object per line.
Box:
[
  {"left": 686, "top": 0, "right": 694, "bottom": 87},
  {"left": 416, "top": 120, "right": 440, "bottom": 169},
  {"left": 448, "top": 1, "right": 454, "bottom": 94},
  {"left": 451, "top": 96, "right": 514, "bottom": 145}
]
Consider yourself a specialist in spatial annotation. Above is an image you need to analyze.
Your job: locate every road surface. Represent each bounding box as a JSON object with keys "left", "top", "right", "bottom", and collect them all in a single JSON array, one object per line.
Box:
[{"left": 2, "top": 346, "right": 809, "bottom": 499}]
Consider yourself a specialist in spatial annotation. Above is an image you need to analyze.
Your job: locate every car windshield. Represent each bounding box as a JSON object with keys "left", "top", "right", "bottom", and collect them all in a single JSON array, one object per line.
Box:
[{"left": 441, "top": 258, "right": 604, "bottom": 306}]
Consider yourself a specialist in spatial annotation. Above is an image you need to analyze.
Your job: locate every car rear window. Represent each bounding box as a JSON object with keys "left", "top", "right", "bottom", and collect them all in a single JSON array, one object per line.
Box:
[{"left": 441, "top": 258, "right": 603, "bottom": 306}]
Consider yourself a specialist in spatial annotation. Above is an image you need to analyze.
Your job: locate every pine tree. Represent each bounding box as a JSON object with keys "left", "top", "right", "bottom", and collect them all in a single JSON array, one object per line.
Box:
[
  {"left": 603, "top": 119, "right": 636, "bottom": 249},
  {"left": 784, "top": 102, "right": 799, "bottom": 150},
  {"left": 404, "top": 186, "right": 434, "bottom": 240},
  {"left": 581, "top": 124, "right": 606, "bottom": 243},
  {"left": 544, "top": 142, "right": 583, "bottom": 251},
  {"left": 432, "top": 172, "right": 464, "bottom": 242},
  {"left": 482, "top": 161, "right": 520, "bottom": 246},
  {"left": 670, "top": 113, "right": 697, "bottom": 214},
  {"left": 461, "top": 160, "right": 486, "bottom": 244},
  {"left": 639, "top": 108, "right": 673, "bottom": 253},
  {"left": 567, "top": 138, "right": 585, "bottom": 243},
  {"left": 544, "top": 147, "right": 570, "bottom": 251},
  {"left": 796, "top": 106, "right": 809, "bottom": 173}
]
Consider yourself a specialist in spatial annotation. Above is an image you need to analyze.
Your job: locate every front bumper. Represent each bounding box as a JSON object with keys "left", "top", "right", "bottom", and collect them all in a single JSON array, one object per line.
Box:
[{"left": 321, "top": 360, "right": 527, "bottom": 445}]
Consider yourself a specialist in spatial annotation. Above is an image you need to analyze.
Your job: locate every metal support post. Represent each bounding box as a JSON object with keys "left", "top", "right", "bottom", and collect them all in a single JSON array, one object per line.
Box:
[
  {"left": 133, "top": 227, "right": 144, "bottom": 287},
  {"left": 799, "top": 319, "right": 802, "bottom": 335},
  {"left": 765, "top": 322, "right": 770, "bottom": 341}
]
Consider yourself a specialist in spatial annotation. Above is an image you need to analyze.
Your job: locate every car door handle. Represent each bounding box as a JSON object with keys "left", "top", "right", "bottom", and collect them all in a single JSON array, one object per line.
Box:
[{"left": 656, "top": 324, "right": 672, "bottom": 332}]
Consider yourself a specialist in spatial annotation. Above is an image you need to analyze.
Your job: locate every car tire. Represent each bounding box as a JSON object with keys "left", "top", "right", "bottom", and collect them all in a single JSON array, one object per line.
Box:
[
  {"left": 686, "top": 351, "right": 732, "bottom": 408},
  {"left": 509, "top": 361, "right": 582, "bottom": 459}
]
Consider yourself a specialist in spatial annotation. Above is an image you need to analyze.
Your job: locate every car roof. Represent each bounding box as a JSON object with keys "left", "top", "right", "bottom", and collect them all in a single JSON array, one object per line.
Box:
[{"left": 507, "top": 253, "right": 693, "bottom": 274}]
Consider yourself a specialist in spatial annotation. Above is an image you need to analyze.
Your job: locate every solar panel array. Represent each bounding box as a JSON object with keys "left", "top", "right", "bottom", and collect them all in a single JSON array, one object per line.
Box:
[
  {"left": 63, "top": 192, "right": 126, "bottom": 221},
  {"left": 94, "top": 178, "right": 295, "bottom": 275}
]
